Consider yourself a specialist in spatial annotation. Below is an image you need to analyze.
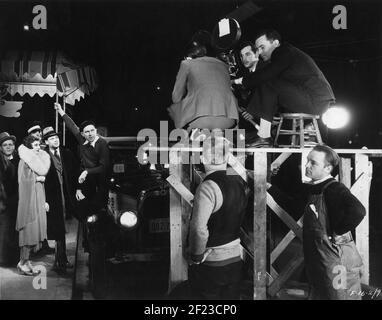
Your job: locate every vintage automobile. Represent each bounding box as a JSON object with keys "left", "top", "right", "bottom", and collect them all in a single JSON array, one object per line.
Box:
[{"left": 85, "top": 137, "right": 170, "bottom": 297}]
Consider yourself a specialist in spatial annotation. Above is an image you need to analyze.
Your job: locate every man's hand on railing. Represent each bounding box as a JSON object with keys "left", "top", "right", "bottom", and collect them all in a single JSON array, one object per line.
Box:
[{"left": 54, "top": 102, "right": 65, "bottom": 116}]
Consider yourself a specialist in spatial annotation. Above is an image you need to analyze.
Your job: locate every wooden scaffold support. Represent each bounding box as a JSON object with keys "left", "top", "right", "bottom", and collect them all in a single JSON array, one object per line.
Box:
[{"left": 157, "top": 145, "right": 382, "bottom": 299}]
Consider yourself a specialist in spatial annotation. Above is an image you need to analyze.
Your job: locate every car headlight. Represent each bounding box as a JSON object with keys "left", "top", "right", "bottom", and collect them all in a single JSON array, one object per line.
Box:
[{"left": 119, "top": 211, "right": 138, "bottom": 229}]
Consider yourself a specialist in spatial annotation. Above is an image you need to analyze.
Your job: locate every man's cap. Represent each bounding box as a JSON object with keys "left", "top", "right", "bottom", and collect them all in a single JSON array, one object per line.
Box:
[
  {"left": 0, "top": 132, "right": 16, "bottom": 145},
  {"left": 42, "top": 126, "right": 60, "bottom": 140},
  {"left": 27, "top": 121, "right": 42, "bottom": 134},
  {"left": 79, "top": 120, "right": 96, "bottom": 132}
]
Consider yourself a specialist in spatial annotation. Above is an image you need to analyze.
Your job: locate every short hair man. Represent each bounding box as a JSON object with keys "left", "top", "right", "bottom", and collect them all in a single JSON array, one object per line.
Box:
[
  {"left": 233, "top": 29, "right": 335, "bottom": 147},
  {"left": 269, "top": 144, "right": 365, "bottom": 299},
  {"left": 188, "top": 136, "right": 249, "bottom": 299},
  {"left": 239, "top": 41, "right": 259, "bottom": 73},
  {"left": 0, "top": 132, "right": 17, "bottom": 162},
  {"left": 43, "top": 126, "right": 78, "bottom": 274}
]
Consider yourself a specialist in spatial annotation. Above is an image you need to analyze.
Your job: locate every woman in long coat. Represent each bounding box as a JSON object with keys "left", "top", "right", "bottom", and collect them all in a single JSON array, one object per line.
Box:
[{"left": 16, "top": 135, "right": 50, "bottom": 275}]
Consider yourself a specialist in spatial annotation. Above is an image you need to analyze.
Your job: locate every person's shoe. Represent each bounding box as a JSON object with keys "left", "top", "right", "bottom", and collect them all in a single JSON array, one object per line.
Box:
[
  {"left": 26, "top": 261, "right": 41, "bottom": 276},
  {"left": 17, "top": 262, "right": 34, "bottom": 276},
  {"left": 245, "top": 137, "right": 273, "bottom": 148}
]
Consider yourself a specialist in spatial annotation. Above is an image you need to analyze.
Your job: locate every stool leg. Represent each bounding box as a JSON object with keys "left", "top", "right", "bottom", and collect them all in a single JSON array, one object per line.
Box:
[
  {"left": 292, "top": 118, "right": 297, "bottom": 147},
  {"left": 313, "top": 118, "right": 323, "bottom": 144},
  {"left": 275, "top": 117, "right": 283, "bottom": 147},
  {"left": 300, "top": 117, "right": 304, "bottom": 148}
]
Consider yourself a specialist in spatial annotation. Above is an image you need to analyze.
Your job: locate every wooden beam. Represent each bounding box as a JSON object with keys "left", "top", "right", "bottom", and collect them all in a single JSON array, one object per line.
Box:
[
  {"left": 146, "top": 146, "right": 382, "bottom": 156},
  {"left": 240, "top": 228, "right": 254, "bottom": 257},
  {"left": 353, "top": 154, "right": 372, "bottom": 285},
  {"left": 270, "top": 152, "right": 292, "bottom": 172},
  {"left": 270, "top": 217, "right": 303, "bottom": 264},
  {"left": 227, "top": 153, "right": 247, "bottom": 181},
  {"left": 267, "top": 193, "right": 303, "bottom": 240},
  {"left": 339, "top": 157, "right": 351, "bottom": 188},
  {"left": 168, "top": 156, "right": 192, "bottom": 293},
  {"left": 268, "top": 252, "right": 304, "bottom": 297},
  {"left": 269, "top": 266, "right": 279, "bottom": 285},
  {"left": 253, "top": 152, "right": 267, "bottom": 300}
]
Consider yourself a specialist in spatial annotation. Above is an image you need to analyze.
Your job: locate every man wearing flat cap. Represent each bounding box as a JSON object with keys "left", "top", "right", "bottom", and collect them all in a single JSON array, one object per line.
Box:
[
  {"left": 0, "top": 132, "right": 19, "bottom": 165},
  {"left": 54, "top": 103, "right": 110, "bottom": 246},
  {"left": 43, "top": 126, "right": 79, "bottom": 274}
]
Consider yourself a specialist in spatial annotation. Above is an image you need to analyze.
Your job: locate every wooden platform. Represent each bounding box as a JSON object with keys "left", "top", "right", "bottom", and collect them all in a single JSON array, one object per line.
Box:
[{"left": 162, "top": 146, "right": 382, "bottom": 299}]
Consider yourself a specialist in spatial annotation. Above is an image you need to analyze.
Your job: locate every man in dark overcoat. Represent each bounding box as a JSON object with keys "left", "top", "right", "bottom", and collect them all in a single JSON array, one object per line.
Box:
[
  {"left": 0, "top": 132, "right": 19, "bottom": 265},
  {"left": 43, "top": 126, "right": 78, "bottom": 274}
]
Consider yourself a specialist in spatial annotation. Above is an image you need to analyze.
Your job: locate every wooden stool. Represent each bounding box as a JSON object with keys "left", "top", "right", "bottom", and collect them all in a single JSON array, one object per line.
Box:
[{"left": 274, "top": 113, "right": 323, "bottom": 148}]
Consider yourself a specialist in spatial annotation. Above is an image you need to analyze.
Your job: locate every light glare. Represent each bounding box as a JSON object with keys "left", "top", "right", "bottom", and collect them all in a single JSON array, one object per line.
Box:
[
  {"left": 120, "top": 211, "right": 137, "bottom": 228},
  {"left": 322, "top": 106, "right": 350, "bottom": 129}
]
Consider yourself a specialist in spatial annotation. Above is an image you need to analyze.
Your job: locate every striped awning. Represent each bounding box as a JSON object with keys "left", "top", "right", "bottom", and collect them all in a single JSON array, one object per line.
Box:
[{"left": 0, "top": 51, "right": 98, "bottom": 105}]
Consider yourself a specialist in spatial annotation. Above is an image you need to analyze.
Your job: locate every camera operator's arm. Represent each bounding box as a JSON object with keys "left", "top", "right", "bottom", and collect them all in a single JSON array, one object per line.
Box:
[{"left": 172, "top": 60, "right": 189, "bottom": 103}]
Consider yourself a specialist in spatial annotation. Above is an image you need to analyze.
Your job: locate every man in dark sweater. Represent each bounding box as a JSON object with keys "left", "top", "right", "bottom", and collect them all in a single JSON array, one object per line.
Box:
[
  {"left": 233, "top": 29, "right": 335, "bottom": 147},
  {"left": 188, "top": 136, "right": 249, "bottom": 299},
  {"left": 54, "top": 103, "right": 110, "bottom": 217},
  {"left": 269, "top": 144, "right": 365, "bottom": 299}
]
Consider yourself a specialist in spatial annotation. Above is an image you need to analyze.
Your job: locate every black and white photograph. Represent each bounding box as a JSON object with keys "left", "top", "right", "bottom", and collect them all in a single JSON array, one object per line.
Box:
[{"left": 0, "top": 0, "right": 382, "bottom": 305}]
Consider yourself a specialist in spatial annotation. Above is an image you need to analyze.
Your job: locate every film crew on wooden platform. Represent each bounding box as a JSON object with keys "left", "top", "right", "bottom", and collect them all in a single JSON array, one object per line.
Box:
[
  {"left": 232, "top": 29, "right": 335, "bottom": 147},
  {"left": 187, "top": 135, "right": 249, "bottom": 299},
  {"left": 268, "top": 144, "right": 365, "bottom": 299}
]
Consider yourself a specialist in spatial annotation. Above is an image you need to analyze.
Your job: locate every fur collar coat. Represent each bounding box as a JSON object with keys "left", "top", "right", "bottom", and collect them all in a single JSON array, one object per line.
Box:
[{"left": 16, "top": 145, "right": 51, "bottom": 232}]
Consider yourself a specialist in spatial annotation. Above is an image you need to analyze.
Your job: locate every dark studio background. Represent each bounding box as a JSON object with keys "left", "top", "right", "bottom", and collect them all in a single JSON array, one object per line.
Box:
[{"left": 1, "top": 0, "right": 382, "bottom": 288}]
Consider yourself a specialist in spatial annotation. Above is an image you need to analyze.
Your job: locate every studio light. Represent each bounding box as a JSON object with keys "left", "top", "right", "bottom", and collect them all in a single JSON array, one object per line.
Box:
[
  {"left": 119, "top": 211, "right": 138, "bottom": 229},
  {"left": 322, "top": 105, "right": 350, "bottom": 129}
]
